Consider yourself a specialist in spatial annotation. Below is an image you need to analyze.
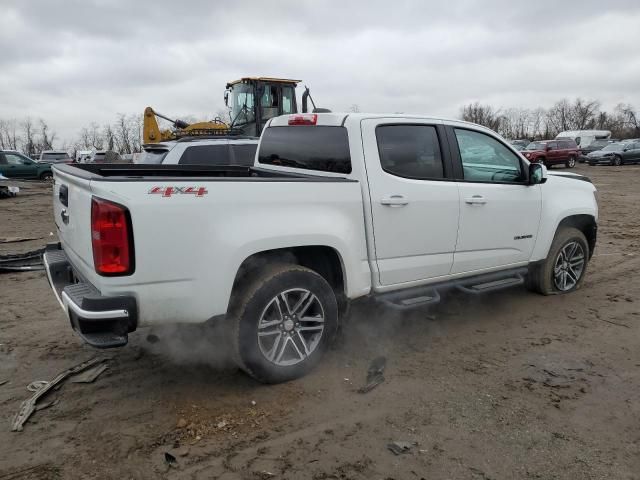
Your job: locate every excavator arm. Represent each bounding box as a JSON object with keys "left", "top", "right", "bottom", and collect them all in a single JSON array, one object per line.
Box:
[{"left": 143, "top": 107, "right": 229, "bottom": 144}]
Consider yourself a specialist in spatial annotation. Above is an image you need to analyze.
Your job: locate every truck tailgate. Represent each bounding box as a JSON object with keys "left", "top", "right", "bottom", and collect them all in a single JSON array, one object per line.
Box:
[{"left": 52, "top": 167, "right": 96, "bottom": 280}]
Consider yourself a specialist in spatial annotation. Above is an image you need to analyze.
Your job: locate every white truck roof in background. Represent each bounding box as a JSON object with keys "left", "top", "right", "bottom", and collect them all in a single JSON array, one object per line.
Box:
[
  {"left": 270, "top": 112, "right": 476, "bottom": 128},
  {"left": 556, "top": 130, "right": 611, "bottom": 138}
]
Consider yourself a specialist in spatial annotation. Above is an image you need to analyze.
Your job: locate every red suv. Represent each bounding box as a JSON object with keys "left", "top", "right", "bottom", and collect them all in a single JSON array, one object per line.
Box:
[{"left": 521, "top": 139, "right": 580, "bottom": 168}]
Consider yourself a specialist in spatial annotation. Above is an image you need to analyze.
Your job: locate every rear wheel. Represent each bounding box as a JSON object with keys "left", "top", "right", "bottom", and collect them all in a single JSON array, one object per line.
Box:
[
  {"left": 527, "top": 227, "right": 589, "bottom": 295},
  {"left": 612, "top": 155, "right": 622, "bottom": 166},
  {"left": 228, "top": 263, "right": 338, "bottom": 383},
  {"left": 566, "top": 156, "right": 576, "bottom": 168}
]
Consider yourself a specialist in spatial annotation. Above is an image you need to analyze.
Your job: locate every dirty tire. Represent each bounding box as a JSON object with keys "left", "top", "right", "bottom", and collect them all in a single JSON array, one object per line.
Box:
[
  {"left": 566, "top": 156, "right": 576, "bottom": 168},
  {"left": 40, "top": 171, "right": 53, "bottom": 181},
  {"left": 228, "top": 263, "right": 338, "bottom": 384},
  {"left": 612, "top": 155, "right": 622, "bottom": 166},
  {"left": 527, "top": 227, "right": 589, "bottom": 295}
]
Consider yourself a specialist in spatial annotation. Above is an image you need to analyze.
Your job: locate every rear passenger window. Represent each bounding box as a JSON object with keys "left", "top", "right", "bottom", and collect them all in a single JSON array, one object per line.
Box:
[
  {"left": 258, "top": 126, "right": 351, "bottom": 174},
  {"left": 179, "top": 145, "right": 230, "bottom": 165},
  {"left": 376, "top": 125, "right": 444, "bottom": 180},
  {"left": 230, "top": 144, "right": 257, "bottom": 166}
]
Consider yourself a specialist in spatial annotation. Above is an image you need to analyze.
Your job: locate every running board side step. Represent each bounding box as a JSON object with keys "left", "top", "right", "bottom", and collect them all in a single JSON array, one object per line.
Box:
[
  {"left": 456, "top": 275, "right": 525, "bottom": 294},
  {"left": 377, "top": 288, "right": 441, "bottom": 311},
  {"left": 375, "top": 267, "right": 528, "bottom": 311}
]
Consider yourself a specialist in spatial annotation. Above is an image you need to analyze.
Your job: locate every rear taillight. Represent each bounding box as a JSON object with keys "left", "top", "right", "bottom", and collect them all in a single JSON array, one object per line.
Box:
[
  {"left": 288, "top": 113, "right": 317, "bottom": 125},
  {"left": 91, "top": 197, "right": 134, "bottom": 276}
]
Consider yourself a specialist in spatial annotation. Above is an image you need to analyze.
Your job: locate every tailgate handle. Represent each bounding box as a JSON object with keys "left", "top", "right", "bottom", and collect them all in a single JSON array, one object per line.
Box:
[
  {"left": 59, "top": 185, "right": 68, "bottom": 207},
  {"left": 61, "top": 209, "right": 69, "bottom": 225}
]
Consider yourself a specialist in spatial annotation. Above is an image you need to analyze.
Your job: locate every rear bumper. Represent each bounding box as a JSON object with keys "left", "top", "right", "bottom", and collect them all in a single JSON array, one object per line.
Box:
[{"left": 43, "top": 243, "right": 137, "bottom": 348}]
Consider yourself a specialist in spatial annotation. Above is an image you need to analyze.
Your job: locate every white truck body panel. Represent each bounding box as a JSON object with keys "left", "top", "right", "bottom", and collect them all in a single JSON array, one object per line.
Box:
[{"left": 49, "top": 112, "right": 598, "bottom": 330}]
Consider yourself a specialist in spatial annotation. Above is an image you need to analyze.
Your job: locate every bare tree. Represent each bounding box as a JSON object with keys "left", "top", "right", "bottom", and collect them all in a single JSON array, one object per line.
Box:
[
  {"left": 39, "top": 119, "right": 56, "bottom": 151},
  {"left": 21, "top": 118, "right": 36, "bottom": 157},
  {"left": 545, "top": 99, "right": 571, "bottom": 136},
  {"left": 460, "top": 102, "right": 502, "bottom": 131},
  {"left": 499, "top": 108, "right": 532, "bottom": 139},
  {"left": 349, "top": 104, "right": 361, "bottom": 113},
  {"left": 570, "top": 98, "right": 600, "bottom": 130},
  {"left": 545, "top": 98, "right": 600, "bottom": 135},
  {"left": 618, "top": 104, "right": 640, "bottom": 137},
  {"left": 103, "top": 124, "right": 116, "bottom": 151},
  {"left": 89, "top": 122, "right": 104, "bottom": 149},
  {"left": 530, "top": 108, "right": 546, "bottom": 139},
  {"left": 0, "top": 119, "right": 20, "bottom": 150},
  {"left": 128, "top": 114, "right": 143, "bottom": 153},
  {"left": 115, "top": 113, "right": 132, "bottom": 154}
]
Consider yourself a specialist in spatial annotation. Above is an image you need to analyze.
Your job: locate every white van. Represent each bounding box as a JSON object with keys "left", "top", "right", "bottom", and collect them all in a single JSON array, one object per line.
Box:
[{"left": 556, "top": 130, "right": 611, "bottom": 148}]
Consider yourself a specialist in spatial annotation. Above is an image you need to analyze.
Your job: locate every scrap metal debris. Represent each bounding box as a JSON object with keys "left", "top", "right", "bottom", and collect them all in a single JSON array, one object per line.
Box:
[
  {"left": 387, "top": 440, "right": 417, "bottom": 455},
  {"left": 164, "top": 452, "right": 177, "bottom": 467},
  {"left": 71, "top": 363, "right": 109, "bottom": 383},
  {"left": 27, "top": 380, "right": 50, "bottom": 392},
  {"left": 0, "top": 248, "right": 45, "bottom": 273},
  {"left": 35, "top": 399, "right": 60, "bottom": 411},
  {"left": 11, "top": 357, "right": 109, "bottom": 432},
  {"left": 358, "top": 356, "right": 387, "bottom": 394},
  {"left": 0, "top": 236, "right": 41, "bottom": 244},
  {"left": 0, "top": 380, "right": 8, "bottom": 387}
]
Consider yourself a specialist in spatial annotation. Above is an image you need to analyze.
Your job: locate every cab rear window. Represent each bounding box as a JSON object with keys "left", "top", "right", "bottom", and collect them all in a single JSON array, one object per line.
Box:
[{"left": 258, "top": 126, "right": 351, "bottom": 174}]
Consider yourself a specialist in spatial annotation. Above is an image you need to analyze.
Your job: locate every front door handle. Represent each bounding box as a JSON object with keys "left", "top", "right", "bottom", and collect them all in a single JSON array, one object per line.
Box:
[
  {"left": 381, "top": 194, "right": 409, "bottom": 207},
  {"left": 464, "top": 195, "right": 487, "bottom": 205}
]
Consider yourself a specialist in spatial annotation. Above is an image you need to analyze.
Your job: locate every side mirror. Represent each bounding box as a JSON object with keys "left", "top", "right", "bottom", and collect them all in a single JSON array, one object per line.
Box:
[
  {"left": 224, "top": 90, "right": 229, "bottom": 107},
  {"left": 528, "top": 162, "right": 547, "bottom": 185}
]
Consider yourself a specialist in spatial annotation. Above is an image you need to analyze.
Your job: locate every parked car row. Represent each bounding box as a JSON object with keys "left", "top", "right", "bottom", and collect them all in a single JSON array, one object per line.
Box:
[
  {"left": 510, "top": 133, "right": 640, "bottom": 168},
  {"left": 0, "top": 150, "right": 54, "bottom": 180},
  {"left": 586, "top": 141, "right": 640, "bottom": 166}
]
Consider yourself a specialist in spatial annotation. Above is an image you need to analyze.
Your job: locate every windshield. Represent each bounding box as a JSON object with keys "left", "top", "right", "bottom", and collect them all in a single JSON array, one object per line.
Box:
[
  {"left": 602, "top": 144, "right": 623, "bottom": 152},
  {"left": 230, "top": 83, "right": 255, "bottom": 125},
  {"left": 591, "top": 140, "right": 610, "bottom": 147},
  {"left": 526, "top": 142, "right": 546, "bottom": 151}
]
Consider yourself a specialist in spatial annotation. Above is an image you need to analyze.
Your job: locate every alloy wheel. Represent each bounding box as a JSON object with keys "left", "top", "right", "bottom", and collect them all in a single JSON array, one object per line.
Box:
[
  {"left": 553, "top": 241, "right": 585, "bottom": 291},
  {"left": 257, "top": 288, "right": 325, "bottom": 366}
]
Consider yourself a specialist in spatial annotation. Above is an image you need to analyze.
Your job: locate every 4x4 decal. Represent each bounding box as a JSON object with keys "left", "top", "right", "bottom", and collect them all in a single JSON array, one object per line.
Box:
[{"left": 148, "top": 186, "right": 208, "bottom": 198}]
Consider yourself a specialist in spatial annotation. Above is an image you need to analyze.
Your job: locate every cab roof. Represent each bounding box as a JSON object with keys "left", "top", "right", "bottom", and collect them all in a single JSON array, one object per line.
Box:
[{"left": 226, "top": 77, "right": 302, "bottom": 87}]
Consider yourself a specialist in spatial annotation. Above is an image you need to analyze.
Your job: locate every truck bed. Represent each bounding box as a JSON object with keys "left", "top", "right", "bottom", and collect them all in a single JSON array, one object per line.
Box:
[{"left": 54, "top": 163, "right": 356, "bottom": 182}]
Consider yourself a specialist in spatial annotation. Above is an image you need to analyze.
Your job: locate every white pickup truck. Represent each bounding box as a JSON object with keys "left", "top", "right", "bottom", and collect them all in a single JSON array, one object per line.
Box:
[{"left": 44, "top": 113, "right": 598, "bottom": 383}]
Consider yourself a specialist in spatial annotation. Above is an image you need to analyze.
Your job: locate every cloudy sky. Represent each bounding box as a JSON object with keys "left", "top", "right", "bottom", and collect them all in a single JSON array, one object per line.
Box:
[{"left": 1, "top": 0, "right": 639, "bottom": 143}]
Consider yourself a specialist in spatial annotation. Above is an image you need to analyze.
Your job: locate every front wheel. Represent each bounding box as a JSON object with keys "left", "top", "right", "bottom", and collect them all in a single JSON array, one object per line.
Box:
[
  {"left": 612, "top": 155, "right": 622, "bottom": 166},
  {"left": 40, "top": 171, "right": 53, "bottom": 181},
  {"left": 566, "top": 156, "right": 576, "bottom": 168},
  {"left": 527, "top": 227, "right": 589, "bottom": 295},
  {"left": 228, "top": 264, "right": 338, "bottom": 383}
]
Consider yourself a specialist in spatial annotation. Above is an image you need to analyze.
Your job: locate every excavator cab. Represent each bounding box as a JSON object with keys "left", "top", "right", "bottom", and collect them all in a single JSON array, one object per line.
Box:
[
  {"left": 225, "top": 77, "right": 301, "bottom": 137},
  {"left": 143, "top": 77, "right": 321, "bottom": 144}
]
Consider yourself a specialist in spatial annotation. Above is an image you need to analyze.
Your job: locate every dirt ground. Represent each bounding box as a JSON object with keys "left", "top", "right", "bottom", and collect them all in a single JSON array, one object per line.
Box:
[{"left": 1, "top": 165, "right": 639, "bottom": 480}]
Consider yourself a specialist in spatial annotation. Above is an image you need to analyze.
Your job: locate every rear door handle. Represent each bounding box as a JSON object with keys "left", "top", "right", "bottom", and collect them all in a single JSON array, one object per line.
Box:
[
  {"left": 381, "top": 194, "right": 409, "bottom": 207},
  {"left": 464, "top": 195, "right": 487, "bottom": 205}
]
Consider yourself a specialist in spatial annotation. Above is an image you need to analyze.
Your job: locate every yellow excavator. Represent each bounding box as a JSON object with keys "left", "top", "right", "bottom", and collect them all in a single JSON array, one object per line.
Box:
[
  {"left": 142, "top": 107, "right": 228, "bottom": 144},
  {"left": 143, "top": 77, "right": 322, "bottom": 144}
]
